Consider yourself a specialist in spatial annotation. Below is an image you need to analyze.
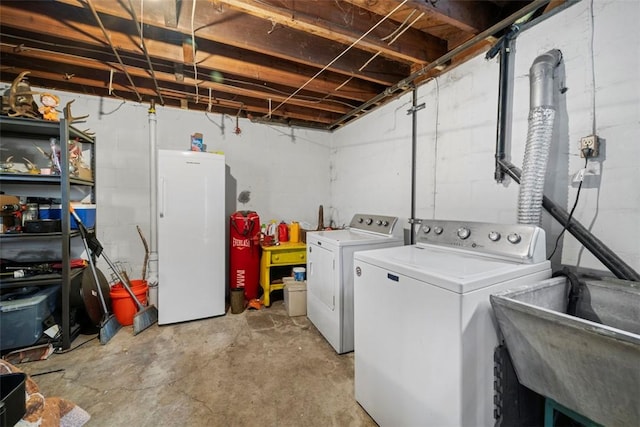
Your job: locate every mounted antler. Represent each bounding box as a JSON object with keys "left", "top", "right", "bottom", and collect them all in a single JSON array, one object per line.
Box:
[
  {"left": 63, "top": 99, "right": 89, "bottom": 123},
  {"left": 7, "top": 71, "right": 40, "bottom": 118}
]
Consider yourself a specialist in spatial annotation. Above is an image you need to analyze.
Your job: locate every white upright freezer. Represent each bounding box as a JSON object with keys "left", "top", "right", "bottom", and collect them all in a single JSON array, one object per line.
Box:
[{"left": 157, "top": 150, "right": 226, "bottom": 324}]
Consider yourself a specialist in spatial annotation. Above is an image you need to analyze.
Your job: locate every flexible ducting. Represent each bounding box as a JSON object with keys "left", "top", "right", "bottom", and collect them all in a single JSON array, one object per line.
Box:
[
  {"left": 495, "top": 48, "right": 639, "bottom": 280},
  {"left": 518, "top": 49, "right": 562, "bottom": 224}
]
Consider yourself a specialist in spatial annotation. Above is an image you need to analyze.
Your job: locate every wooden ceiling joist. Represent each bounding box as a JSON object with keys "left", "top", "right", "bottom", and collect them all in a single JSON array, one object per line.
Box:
[
  {"left": 0, "top": 46, "right": 353, "bottom": 116},
  {"left": 54, "top": 0, "right": 411, "bottom": 86},
  {"left": 214, "top": 0, "right": 447, "bottom": 64},
  {"left": 0, "top": 5, "right": 382, "bottom": 101},
  {"left": 0, "top": 0, "right": 558, "bottom": 129}
]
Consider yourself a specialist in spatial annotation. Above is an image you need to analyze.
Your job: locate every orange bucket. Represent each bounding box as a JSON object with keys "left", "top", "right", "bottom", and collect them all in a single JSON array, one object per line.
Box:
[{"left": 109, "top": 280, "right": 148, "bottom": 326}]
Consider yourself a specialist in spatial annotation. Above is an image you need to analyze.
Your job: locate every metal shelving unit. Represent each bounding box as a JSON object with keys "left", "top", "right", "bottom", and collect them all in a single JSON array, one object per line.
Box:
[{"left": 0, "top": 116, "right": 96, "bottom": 350}]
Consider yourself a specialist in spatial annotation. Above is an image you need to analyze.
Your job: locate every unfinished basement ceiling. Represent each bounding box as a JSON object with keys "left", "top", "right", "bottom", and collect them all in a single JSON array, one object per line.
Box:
[{"left": 0, "top": 0, "right": 564, "bottom": 130}]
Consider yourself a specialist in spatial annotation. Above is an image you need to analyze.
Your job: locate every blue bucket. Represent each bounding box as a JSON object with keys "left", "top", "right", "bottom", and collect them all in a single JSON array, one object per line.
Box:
[{"left": 293, "top": 267, "right": 306, "bottom": 281}]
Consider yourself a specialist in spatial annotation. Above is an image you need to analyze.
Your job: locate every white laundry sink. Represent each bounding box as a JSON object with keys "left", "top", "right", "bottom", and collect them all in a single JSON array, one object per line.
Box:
[{"left": 490, "top": 276, "right": 640, "bottom": 427}]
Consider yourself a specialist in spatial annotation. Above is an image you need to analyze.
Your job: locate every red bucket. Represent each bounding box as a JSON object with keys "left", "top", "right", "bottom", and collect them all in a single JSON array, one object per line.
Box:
[{"left": 109, "top": 280, "right": 148, "bottom": 326}]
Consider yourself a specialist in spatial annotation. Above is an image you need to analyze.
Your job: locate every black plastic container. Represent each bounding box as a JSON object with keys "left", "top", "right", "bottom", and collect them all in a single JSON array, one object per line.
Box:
[
  {"left": 23, "top": 219, "right": 61, "bottom": 233},
  {"left": 0, "top": 372, "right": 27, "bottom": 426}
]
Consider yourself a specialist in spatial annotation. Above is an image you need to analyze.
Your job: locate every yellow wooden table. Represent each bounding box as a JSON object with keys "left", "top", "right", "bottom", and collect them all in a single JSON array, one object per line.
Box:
[{"left": 260, "top": 241, "right": 306, "bottom": 306}]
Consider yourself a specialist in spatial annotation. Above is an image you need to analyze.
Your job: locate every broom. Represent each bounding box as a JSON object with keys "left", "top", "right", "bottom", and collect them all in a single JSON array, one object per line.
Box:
[
  {"left": 70, "top": 206, "right": 158, "bottom": 335},
  {"left": 71, "top": 208, "right": 121, "bottom": 344}
]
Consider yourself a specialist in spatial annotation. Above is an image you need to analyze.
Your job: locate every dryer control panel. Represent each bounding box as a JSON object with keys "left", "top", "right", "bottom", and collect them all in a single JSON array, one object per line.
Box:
[
  {"left": 349, "top": 214, "right": 398, "bottom": 236},
  {"left": 417, "top": 220, "right": 546, "bottom": 263}
]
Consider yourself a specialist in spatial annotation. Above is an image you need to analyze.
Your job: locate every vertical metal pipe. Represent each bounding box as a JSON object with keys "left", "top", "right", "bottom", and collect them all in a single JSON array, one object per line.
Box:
[
  {"left": 529, "top": 50, "right": 563, "bottom": 109},
  {"left": 490, "top": 25, "right": 519, "bottom": 183},
  {"left": 60, "top": 119, "right": 71, "bottom": 349},
  {"left": 494, "top": 40, "right": 510, "bottom": 182},
  {"left": 147, "top": 100, "right": 159, "bottom": 306},
  {"left": 410, "top": 88, "right": 418, "bottom": 244}
]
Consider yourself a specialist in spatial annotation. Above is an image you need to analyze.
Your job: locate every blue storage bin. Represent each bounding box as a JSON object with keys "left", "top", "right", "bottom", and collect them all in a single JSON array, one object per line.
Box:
[
  {"left": 42, "top": 204, "right": 96, "bottom": 229},
  {"left": 0, "top": 286, "right": 60, "bottom": 351}
]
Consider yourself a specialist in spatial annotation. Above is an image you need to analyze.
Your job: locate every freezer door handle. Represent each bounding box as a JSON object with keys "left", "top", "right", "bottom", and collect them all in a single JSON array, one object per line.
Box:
[{"left": 387, "top": 273, "right": 399, "bottom": 282}]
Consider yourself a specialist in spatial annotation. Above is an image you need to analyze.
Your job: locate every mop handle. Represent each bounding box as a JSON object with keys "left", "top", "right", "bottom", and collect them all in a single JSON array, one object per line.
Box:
[
  {"left": 79, "top": 234, "right": 110, "bottom": 314},
  {"left": 70, "top": 205, "right": 145, "bottom": 310},
  {"left": 69, "top": 206, "right": 110, "bottom": 313}
]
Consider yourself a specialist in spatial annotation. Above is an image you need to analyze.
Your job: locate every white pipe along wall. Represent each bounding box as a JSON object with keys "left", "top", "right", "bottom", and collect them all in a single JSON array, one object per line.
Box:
[{"left": 331, "top": 0, "right": 640, "bottom": 275}]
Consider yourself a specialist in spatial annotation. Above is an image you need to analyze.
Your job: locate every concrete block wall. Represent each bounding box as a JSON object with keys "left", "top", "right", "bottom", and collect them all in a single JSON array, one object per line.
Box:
[
  {"left": 331, "top": 0, "right": 640, "bottom": 274},
  {"left": 328, "top": 95, "right": 413, "bottom": 231},
  {"left": 2, "top": 93, "right": 331, "bottom": 278}
]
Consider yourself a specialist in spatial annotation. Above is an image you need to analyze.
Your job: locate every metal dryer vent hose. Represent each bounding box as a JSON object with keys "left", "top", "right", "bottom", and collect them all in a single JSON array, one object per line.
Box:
[{"left": 518, "top": 49, "right": 562, "bottom": 225}]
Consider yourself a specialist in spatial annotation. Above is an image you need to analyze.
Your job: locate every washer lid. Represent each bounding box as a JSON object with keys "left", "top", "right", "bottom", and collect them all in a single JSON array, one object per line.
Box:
[
  {"left": 355, "top": 245, "right": 550, "bottom": 294},
  {"left": 307, "top": 229, "right": 403, "bottom": 247}
]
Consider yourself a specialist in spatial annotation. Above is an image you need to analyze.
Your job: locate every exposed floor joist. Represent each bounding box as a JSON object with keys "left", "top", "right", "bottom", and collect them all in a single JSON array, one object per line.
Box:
[{"left": 0, "top": 0, "right": 562, "bottom": 129}]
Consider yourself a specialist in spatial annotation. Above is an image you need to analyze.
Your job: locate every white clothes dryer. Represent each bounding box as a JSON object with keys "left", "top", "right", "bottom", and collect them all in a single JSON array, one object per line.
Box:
[
  {"left": 306, "top": 214, "right": 404, "bottom": 354},
  {"left": 353, "top": 220, "right": 552, "bottom": 427}
]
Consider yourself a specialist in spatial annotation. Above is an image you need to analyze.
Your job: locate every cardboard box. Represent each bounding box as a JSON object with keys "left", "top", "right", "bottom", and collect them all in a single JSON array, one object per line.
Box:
[{"left": 284, "top": 281, "right": 307, "bottom": 317}]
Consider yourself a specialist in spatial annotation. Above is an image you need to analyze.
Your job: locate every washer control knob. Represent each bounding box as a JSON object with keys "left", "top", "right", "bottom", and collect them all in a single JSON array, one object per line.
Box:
[
  {"left": 422, "top": 225, "right": 431, "bottom": 233},
  {"left": 433, "top": 226, "right": 443, "bottom": 235},
  {"left": 488, "top": 231, "right": 501, "bottom": 242},
  {"left": 358, "top": 217, "right": 364, "bottom": 223},
  {"left": 507, "top": 233, "right": 521, "bottom": 244},
  {"left": 366, "top": 218, "right": 373, "bottom": 225},
  {"left": 376, "top": 220, "right": 382, "bottom": 226},
  {"left": 457, "top": 227, "right": 471, "bottom": 239},
  {"left": 382, "top": 220, "right": 389, "bottom": 227}
]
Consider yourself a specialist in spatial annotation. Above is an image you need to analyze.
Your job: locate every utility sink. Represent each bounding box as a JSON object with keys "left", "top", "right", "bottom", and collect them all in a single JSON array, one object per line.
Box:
[{"left": 490, "top": 276, "right": 640, "bottom": 427}]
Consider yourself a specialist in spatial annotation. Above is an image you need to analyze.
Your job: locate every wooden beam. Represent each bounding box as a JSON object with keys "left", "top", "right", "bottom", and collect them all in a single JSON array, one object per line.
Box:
[
  {"left": 164, "top": 0, "right": 179, "bottom": 28},
  {"left": 344, "top": 0, "right": 503, "bottom": 45},
  {"left": 402, "top": 0, "right": 498, "bottom": 34},
  {"left": 0, "top": 5, "right": 380, "bottom": 102},
  {"left": 52, "top": 0, "right": 410, "bottom": 86},
  {"left": 544, "top": 0, "right": 566, "bottom": 13},
  {"left": 182, "top": 40, "right": 195, "bottom": 65},
  {"left": 0, "top": 67, "right": 339, "bottom": 125},
  {"left": 0, "top": 47, "right": 353, "bottom": 115},
  {"left": 215, "top": 0, "right": 447, "bottom": 64}
]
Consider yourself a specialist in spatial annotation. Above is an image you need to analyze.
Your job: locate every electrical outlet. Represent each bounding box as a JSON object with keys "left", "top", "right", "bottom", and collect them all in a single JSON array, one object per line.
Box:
[{"left": 580, "top": 135, "right": 599, "bottom": 158}]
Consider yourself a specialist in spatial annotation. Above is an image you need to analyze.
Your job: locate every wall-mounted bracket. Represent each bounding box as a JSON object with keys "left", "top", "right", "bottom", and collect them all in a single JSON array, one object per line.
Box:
[{"left": 406, "top": 103, "right": 426, "bottom": 115}]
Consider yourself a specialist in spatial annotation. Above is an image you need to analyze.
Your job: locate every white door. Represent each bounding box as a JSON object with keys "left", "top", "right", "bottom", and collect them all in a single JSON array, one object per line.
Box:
[
  {"left": 307, "top": 242, "right": 345, "bottom": 351},
  {"left": 308, "top": 243, "right": 335, "bottom": 310}
]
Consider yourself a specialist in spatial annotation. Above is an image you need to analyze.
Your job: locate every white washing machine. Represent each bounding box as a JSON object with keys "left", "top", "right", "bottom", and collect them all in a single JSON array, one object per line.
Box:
[
  {"left": 353, "top": 220, "right": 551, "bottom": 427},
  {"left": 306, "top": 214, "right": 404, "bottom": 354}
]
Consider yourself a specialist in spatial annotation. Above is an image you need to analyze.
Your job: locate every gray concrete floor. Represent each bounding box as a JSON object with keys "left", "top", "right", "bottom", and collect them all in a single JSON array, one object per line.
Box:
[{"left": 19, "top": 300, "right": 376, "bottom": 426}]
